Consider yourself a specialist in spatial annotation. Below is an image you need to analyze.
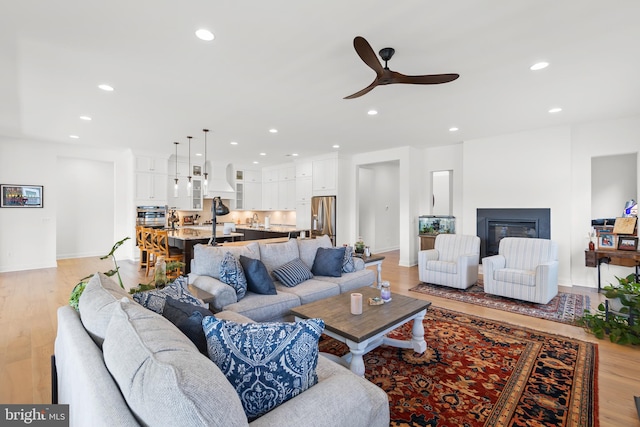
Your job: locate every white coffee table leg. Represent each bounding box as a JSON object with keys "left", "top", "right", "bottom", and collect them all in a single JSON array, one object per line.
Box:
[
  {"left": 345, "top": 340, "right": 367, "bottom": 377},
  {"left": 410, "top": 309, "right": 427, "bottom": 353}
]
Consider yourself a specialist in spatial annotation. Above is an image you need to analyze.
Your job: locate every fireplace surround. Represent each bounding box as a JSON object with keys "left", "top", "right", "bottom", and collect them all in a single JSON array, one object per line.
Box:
[{"left": 477, "top": 208, "right": 551, "bottom": 260}]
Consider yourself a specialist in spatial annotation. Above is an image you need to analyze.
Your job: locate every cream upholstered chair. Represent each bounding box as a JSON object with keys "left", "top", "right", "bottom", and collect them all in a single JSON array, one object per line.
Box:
[
  {"left": 418, "top": 234, "right": 480, "bottom": 289},
  {"left": 482, "top": 237, "right": 558, "bottom": 304}
]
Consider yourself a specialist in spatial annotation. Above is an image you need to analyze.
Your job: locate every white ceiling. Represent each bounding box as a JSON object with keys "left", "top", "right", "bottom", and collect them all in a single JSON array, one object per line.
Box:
[{"left": 1, "top": 1, "right": 639, "bottom": 166}]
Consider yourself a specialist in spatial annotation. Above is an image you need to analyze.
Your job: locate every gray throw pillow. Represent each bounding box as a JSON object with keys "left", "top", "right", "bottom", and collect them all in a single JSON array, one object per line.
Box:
[
  {"left": 311, "top": 247, "right": 346, "bottom": 277},
  {"left": 272, "top": 258, "right": 314, "bottom": 287},
  {"left": 239, "top": 255, "right": 276, "bottom": 295},
  {"left": 162, "top": 297, "right": 215, "bottom": 354}
]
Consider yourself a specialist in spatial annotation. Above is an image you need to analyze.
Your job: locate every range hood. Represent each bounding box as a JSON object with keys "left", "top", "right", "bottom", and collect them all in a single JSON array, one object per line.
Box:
[{"left": 204, "top": 161, "right": 235, "bottom": 199}]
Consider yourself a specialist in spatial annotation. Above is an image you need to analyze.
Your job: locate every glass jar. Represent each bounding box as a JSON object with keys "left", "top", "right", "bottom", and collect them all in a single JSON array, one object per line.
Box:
[
  {"left": 154, "top": 256, "right": 167, "bottom": 288},
  {"left": 380, "top": 281, "right": 391, "bottom": 302}
]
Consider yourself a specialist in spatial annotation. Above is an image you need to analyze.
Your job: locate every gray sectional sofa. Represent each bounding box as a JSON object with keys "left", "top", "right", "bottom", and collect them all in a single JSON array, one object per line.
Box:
[
  {"left": 53, "top": 237, "right": 389, "bottom": 427},
  {"left": 189, "top": 235, "right": 376, "bottom": 321}
]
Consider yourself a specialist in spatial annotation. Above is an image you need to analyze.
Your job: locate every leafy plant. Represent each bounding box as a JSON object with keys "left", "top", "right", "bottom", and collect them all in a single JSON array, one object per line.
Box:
[
  {"left": 579, "top": 273, "right": 640, "bottom": 345},
  {"left": 127, "top": 260, "right": 185, "bottom": 295},
  {"left": 69, "top": 237, "right": 130, "bottom": 310}
]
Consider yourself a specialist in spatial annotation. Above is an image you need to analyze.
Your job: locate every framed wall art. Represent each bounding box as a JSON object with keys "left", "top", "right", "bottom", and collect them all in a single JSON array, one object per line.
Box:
[
  {"left": 1, "top": 184, "right": 44, "bottom": 208},
  {"left": 617, "top": 236, "right": 639, "bottom": 251}
]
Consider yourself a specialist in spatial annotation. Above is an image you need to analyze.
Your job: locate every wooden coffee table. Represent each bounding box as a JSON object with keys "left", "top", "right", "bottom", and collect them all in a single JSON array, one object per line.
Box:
[{"left": 290, "top": 286, "right": 431, "bottom": 377}]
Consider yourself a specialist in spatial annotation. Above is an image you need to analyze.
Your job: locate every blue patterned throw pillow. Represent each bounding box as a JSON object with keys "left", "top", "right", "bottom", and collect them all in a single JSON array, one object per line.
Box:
[
  {"left": 132, "top": 276, "right": 205, "bottom": 314},
  {"left": 272, "top": 258, "right": 313, "bottom": 287},
  {"left": 342, "top": 246, "right": 356, "bottom": 273},
  {"left": 202, "top": 316, "right": 325, "bottom": 421},
  {"left": 219, "top": 252, "right": 248, "bottom": 299}
]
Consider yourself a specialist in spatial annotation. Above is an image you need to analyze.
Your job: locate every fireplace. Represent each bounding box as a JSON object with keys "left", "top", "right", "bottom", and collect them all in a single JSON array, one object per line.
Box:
[{"left": 477, "top": 208, "right": 550, "bottom": 260}]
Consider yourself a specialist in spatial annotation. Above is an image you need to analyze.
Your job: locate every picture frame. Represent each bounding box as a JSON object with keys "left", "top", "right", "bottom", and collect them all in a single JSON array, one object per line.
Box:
[
  {"left": 1, "top": 184, "right": 43, "bottom": 208},
  {"left": 193, "top": 165, "right": 202, "bottom": 176},
  {"left": 617, "top": 236, "right": 639, "bottom": 251},
  {"left": 598, "top": 233, "right": 616, "bottom": 250},
  {"left": 613, "top": 217, "right": 637, "bottom": 235}
]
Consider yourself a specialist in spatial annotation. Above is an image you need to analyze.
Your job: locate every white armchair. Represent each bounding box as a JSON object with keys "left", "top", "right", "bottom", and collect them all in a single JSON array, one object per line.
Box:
[
  {"left": 418, "top": 234, "right": 480, "bottom": 289},
  {"left": 482, "top": 237, "right": 558, "bottom": 304}
]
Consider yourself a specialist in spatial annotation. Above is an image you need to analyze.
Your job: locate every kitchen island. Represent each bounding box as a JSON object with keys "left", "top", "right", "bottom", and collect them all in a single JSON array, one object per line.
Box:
[{"left": 167, "top": 227, "right": 244, "bottom": 274}]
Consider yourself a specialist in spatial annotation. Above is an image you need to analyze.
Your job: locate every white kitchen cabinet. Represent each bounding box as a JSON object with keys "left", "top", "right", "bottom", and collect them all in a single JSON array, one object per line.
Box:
[
  {"left": 296, "top": 201, "right": 311, "bottom": 229},
  {"left": 296, "top": 161, "right": 312, "bottom": 178},
  {"left": 263, "top": 168, "right": 279, "bottom": 183},
  {"left": 312, "top": 158, "right": 337, "bottom": 194},
  {"left": 235, "top": 182, "right": 244, "bottom": 210},
  {"left": 243, "top": 169, "right": 261, "bottom": 183},
  {"left": 135, "top": 172, "right": 167, "bottom": 205},
  {"left": 278, "top": 165, "right": 295, "bottom": 181},
  {"left": 296, "top": 176, "right": 312, "bottom": 202},
  {"left": 262, "top": 181, "right": 278, "bottom": 210},
  {"left": 278, "top": 180, "right": 296, "bottom": 210},
  {"left": 134, "top": 155, "right": 168, "bottom": 205},
  {"left": 135, "top": 155, "right": 168, "bottom": 174},
  {"left": 244, "top": 181, "right": 262, "bottom": 210}
]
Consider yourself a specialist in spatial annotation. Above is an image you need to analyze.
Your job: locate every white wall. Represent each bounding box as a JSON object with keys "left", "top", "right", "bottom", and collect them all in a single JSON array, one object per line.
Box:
[
  {"left": 462, "top": 126, "right": 573, "bottom": 284},
  {"left": 591, "top": 153, "right": 637, "bottom": 219},
  {"left": 56, "top": 157, "right": 115, "bottom": 258},
  {"left": 0, "top": 137, "right": 135, "bottom": 272}
]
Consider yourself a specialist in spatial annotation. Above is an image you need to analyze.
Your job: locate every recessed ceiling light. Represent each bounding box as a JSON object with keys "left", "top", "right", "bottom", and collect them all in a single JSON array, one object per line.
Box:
[
  {"left": 548, "top": 107, "right": 562, "bottom": 113},
  {"left": 530, "top": 62, "right": 549, "bottom": 71},
  {"left": 98, "top": 84, "right": 114, "bottom": 92},
  {"left": 195, "top": 153, "right": 202, "bottom": 157},
  {"left": 79, "top": 115, "right": 92, "bottom": 121},
  {"left": 69, "top": 135, "right": 80, "bottom": 139},
  {"left": 195, "top": 29, "right": 215, "bottom": 41},
  {"left": 269, "top": 129, "right": 278, "bottom": 133},
  {"left": 368, "top": 110, "right": 378, "bottom": 115},
  {"left": 332, "top": 144, "right": 340, "bottom": 149},
  {"left": 230, "top": 141, "right": 238, "bottom": 145},
  {"left": 253, "top": 161, "right": 259, "bottom": 164},
  {"left": 291, "top": 153, "right": 299, "bottom": 157},
  {"left": 449, "top": 127, "right": 459, "bottom": 132},
  {"left": 259, "top": 152, "right": 266, "bottom": 156}
]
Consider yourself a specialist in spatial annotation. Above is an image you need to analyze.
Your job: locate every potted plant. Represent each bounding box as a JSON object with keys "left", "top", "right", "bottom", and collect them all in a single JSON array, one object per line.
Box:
[{"left": 579, "top": 273, "right": 640, "bottom": 345}]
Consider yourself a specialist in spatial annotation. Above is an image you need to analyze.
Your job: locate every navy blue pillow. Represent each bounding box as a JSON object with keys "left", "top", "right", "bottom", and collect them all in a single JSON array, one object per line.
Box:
[
  {"left": 312, "top": 247, "right": 346, "bottom": 277},
  {"left": 239, "top": 255, "right": 277, "bottom": 295},
  {"left": 162, "top": 296, "right": 214, "bottom": 354}
]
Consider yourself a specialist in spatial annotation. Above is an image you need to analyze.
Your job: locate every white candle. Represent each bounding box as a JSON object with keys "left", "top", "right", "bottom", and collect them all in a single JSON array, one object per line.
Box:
[{"left": 350, "top": 293, "right": 363, "bottom": 315}]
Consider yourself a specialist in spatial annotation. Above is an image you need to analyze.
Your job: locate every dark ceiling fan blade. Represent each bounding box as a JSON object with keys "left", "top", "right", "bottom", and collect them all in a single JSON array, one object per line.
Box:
[
  {"left": 344, "top": 80, "right": 379, "bottom": 99},
  {"left": 353, "top": 36, "right": 384, "bottom": 76},
  {"left": 390, "top": 72, "right": 460, "bottom": 85}
]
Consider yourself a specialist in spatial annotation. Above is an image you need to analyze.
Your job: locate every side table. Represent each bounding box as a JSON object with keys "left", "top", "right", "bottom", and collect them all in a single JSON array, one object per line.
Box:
[{"left": 354, "top": 253, "right": 385, "bottom": 287}]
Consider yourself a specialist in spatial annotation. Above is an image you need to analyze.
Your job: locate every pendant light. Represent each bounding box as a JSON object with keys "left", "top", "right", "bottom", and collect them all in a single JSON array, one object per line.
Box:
[
  {"left": 187, "top": 136, "right": 193, "bottom": 196},
  {"left": 202, "top": 129, "right": 209, "bottom": 195},
  {"left": 173, "top": 142, "right": 179, "bottom": 197}
]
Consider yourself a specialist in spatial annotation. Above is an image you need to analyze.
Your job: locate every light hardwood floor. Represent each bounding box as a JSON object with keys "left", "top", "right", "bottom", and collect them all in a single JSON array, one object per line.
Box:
[{"left": 0, "top": 250, "right": 638, "bottom": 426}]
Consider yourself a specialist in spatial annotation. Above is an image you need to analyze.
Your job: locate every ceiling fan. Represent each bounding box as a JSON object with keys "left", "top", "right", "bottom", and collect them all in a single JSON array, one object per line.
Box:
[{"left": 344, "top": 36, "right": 459, "bottom": 99}]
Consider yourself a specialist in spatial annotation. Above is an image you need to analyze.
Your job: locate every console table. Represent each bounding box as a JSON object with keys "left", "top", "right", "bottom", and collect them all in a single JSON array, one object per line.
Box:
[{"left": 585, "top": 249, "right": 640, "bottom": 291}]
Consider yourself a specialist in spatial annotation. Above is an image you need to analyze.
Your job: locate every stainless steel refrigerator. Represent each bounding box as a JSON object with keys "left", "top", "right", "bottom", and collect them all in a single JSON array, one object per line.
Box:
[{"left": 310, "top": 196, "right": 336, "bottom": 245}]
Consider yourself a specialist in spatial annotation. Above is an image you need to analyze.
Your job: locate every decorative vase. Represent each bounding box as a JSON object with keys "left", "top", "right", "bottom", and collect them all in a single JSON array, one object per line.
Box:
[{"left": 588, "top": 241, "right": 595, "bottom": 251}]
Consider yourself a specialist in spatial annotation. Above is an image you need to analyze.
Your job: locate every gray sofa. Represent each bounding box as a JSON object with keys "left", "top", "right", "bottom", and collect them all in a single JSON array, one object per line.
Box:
[
  {"left": 54, "top": 259, "right": 389, "bottom": 426},
  {"left": 189, "top": 235, "right": 376, "bottom": 322}
]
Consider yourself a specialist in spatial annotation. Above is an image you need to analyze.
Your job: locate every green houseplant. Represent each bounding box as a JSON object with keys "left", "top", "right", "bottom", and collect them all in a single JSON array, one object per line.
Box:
[
  {"left": 69, "top": 237, "right": 130, "bottom": 310},
  {"left": 579, "top": 273, "right": 640, "bottom": 345}
]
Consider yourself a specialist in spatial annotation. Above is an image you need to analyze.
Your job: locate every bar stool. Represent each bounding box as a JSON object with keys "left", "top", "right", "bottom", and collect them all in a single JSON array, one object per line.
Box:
[
  {"left": 136, "top": 226, "right": 148, "bottom": 271},
  {"left": 143, "top": 227, "right": 157, "bottom": 277},
  {"left": 153, "top": 229, "right": 184, "bottom": 280}
]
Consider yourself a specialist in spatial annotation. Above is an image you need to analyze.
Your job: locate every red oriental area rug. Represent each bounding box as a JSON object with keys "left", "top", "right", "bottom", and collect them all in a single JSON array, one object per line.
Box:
[
  {"left": 409, "top": 282, "right": 590, "bottom": 325},
  {"left": 318, "top": 307, "right": 598, "bottom": 427}
]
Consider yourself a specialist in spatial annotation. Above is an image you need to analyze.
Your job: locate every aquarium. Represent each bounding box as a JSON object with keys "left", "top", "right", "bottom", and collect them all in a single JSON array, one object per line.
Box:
[{"left": 418, "top": 215, "right": 455, "bottom": 235}]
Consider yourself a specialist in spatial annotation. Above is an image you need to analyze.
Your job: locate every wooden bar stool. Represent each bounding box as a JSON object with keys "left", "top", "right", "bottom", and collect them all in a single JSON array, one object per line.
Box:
[
  {"left": 153, "top": 229, "right": 184, "bottom": 279},
  {"left": 136, "top": 226, "right": 148, "bottom": 271},
  {"left": 143, "top": 227, "right": 157, "bottom": 277}
]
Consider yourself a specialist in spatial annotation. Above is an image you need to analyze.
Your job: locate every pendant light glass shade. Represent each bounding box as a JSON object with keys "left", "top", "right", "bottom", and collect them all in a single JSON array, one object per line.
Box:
[
  {"left": 173, "top": 142, "right": 179, "bottom": 197},
  {"left": 202, "top": 129, "right": 209, "bottom": 195}
]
